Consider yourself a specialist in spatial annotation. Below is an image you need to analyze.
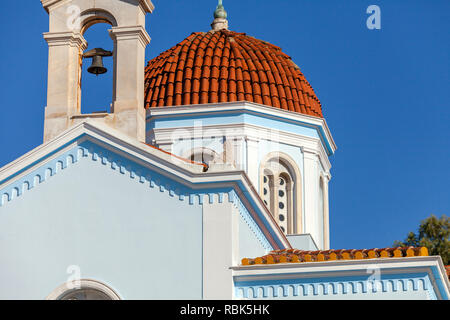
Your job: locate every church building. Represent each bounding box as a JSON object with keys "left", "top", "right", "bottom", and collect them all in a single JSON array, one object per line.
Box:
[{"left": 0, "top": 0, "right": 448, "bottom": 300}]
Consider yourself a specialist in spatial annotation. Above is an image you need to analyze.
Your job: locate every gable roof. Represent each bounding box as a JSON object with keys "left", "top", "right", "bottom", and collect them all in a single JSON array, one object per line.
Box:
[{"left": 0, "top": 120, "right": 291, "bottom": 251}]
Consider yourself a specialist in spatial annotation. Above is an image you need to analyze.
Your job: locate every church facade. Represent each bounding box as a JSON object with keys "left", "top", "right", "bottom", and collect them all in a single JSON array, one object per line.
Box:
[{"left": 0, "top": 0, "right": 448, "bottom": 300}]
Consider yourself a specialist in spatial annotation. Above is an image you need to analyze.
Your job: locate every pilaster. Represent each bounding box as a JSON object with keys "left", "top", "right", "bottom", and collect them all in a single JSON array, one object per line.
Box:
[
  {"left": 109, "top": 26, "right": 151, "bottom": 142},
  {"left": 43, "top": 32, "right": 87, "bottom": 142},
  {"left": 303, "top": 148, "right": 321, "bottom": 248},
  {"left": 202, "top": 201, "right": 237, "bottom": 300},
  {"left": 322, "top": 173, "right": 331, "bottom": 250},
  {"left": 224, "top": 136, "right": 245, "bottom": 170},
  {"left": 245, "top": 137, "right": 260, "bottom": 190}
]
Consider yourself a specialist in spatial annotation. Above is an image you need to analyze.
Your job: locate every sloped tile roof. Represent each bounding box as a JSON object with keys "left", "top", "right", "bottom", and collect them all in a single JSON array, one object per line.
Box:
[
  {"left": 145, "top": 30, "right": 323, "bottom": 117},
  {"left": 241, "top": 247, "right": 429, "bottom": 266}
]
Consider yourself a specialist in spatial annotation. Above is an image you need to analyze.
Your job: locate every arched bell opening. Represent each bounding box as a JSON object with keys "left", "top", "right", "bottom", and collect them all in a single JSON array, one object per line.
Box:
[
  {"left": 80, "top": 9, "right": 118, "bottom": 35},
  {"left": 80, "top": 22, "right": 115, "bottom": 114}
]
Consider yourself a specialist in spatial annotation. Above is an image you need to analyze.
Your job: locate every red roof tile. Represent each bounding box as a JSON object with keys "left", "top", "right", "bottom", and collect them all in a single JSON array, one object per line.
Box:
[
  {"left": 145, "top": 30, "right": 324, "bottom": 118},
  {"left": 241, "top": 247, "right": 429, "bottom": 266}
]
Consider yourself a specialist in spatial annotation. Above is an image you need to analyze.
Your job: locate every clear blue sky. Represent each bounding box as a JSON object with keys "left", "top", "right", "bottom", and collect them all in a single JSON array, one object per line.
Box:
[{"left": 0, "top": 1, "right": 448, "bottom": 250}]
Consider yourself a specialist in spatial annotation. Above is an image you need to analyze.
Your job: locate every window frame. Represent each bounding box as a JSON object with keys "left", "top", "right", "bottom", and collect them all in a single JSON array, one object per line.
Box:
[
  {"left": 46, "top": 279, "right": 121, "bottom": 300},
  {"left": 259, "top": 152, "right": 302, "bottom": 235}
]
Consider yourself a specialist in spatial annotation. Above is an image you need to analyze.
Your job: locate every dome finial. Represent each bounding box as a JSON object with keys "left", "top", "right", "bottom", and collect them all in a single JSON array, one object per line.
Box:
[{"left": 211, "top": 0, "right": 229, "bottom": 31}]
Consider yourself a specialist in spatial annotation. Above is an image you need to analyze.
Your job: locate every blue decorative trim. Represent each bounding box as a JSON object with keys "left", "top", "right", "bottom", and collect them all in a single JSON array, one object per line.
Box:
[
  {"left": 0, "top": 136, "right": 282, "bottom": 251},
  {"left": 430, "top": 265, "right": 449, "bottom": 300},
  {"left": 1, "top": 145, "right": 85, "bottom": 207},
  {"left": 0, "top": 134, "right": 87, "bottom": 186},
  {"left": 234, "top": 272, "right": 436, "bottom": 299},
  {"left": 0, "top": 140, "right": 231, "bottom": 208}
]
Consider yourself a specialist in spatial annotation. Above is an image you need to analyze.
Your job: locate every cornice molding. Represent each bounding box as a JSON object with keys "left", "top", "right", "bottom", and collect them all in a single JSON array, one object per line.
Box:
[
  {"left": 43, "top": 31, "right": 87, "bottom": 50},
  {"left": 152, "top": 122, "right": 332, "bottom": 172},
  {"left": 232, "top": 256, "right": 447, "bottom": 281},
  {"left": 231, "top": 256, "right": 449, "bottom": 300},
  {"left": 234, "top": 274, "right": 435, "bottom": 299},
  {"left": 109, "top": 26, "right": 151, "bottom": 47},
  {"left": 140, "top": 0, "right": 155, "bottom": 13},
  {"left": 41, "top": 0, "right": 70, "bottom": 13},
  {"left": 41, "top": 0, "right": 154, "bottom": 14},
  {"left": 146, "top": 101, "right": 337, "bottom": 155}
]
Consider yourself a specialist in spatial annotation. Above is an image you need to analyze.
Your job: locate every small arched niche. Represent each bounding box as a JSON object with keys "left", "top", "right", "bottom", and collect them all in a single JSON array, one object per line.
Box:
[{"left": 188, "top": 147, "right": 221, "bottom": 166}]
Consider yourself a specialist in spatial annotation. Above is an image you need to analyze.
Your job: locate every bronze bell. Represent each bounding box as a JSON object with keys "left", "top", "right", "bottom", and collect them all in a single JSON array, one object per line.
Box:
[{"left": 83, "top": 48, "right": 113, "bottom": 76}]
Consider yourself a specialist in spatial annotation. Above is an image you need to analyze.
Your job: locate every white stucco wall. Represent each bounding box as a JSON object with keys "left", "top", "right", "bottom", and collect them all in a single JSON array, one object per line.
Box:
[
  {"left": 148, "top": 102, "right": 334, "bottom": 249},
  {"left": 0, "top": 156, "right": 203, "bottom": 300},
  {"left": 239, "top": 215, "right": 268, "bottom": 261}
]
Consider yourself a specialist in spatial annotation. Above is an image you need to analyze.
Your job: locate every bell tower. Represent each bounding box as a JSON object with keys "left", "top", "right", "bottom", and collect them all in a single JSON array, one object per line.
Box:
[{"left": 41, "top": 0, "right": 154, "bottom": 142}]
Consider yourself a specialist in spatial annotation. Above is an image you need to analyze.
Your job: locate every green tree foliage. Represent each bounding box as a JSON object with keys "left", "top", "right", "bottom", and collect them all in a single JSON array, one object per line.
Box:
[{"left": 394, "top": 214, "right": 449, "bottom": 265}]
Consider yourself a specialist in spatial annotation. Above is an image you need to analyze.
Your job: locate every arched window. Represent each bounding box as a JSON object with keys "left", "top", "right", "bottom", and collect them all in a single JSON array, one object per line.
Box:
[
  {"left": 59, "top": 288, "right": 112, "bottom": 300},
  {"left": 260, "top": 153, "right": 301, "bottom": 235},
  {"left": 47, "top": 279, "right": 121, "bottom": 300}
]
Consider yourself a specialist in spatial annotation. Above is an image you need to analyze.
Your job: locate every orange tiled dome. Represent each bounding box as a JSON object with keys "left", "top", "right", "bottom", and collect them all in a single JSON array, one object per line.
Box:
[{"left": 144, "top": 30, "right": 323, "bottom": 117}]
